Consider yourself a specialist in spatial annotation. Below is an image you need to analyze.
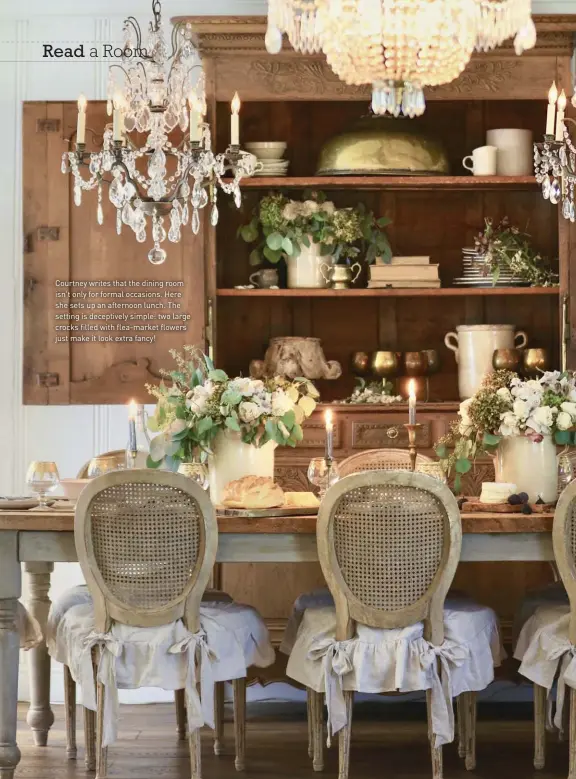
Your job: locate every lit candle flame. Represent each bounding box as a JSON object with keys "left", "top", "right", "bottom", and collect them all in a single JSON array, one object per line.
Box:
[
  {"left": 231, "top": 92, "right": 241, "bottom": 115},
  {"left": 548, "top": 82, "right": 558, "bottom": 105},
  {"left": 325, "top": 409, "right": 333, "bottom": 429},
  {"left": 558, "top": 89, "right": 567, "bottom": 112},
  {"left": 408, "top": 379, "right": 416, "bottom": 401},
  {"left": 128, "top": 399, "right": 137, "bottom": 420},
  {"left": 78, "top": 94, "right": 87, "bottom": 111}
]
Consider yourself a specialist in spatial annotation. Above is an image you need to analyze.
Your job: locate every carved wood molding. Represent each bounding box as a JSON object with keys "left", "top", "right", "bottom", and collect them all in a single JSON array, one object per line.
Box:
[
  {"left": 178, "top": 15, "right": 576, "bottom": 57},
  {"left": 70, "top": 358, "right": 161, "bottom": 404}
]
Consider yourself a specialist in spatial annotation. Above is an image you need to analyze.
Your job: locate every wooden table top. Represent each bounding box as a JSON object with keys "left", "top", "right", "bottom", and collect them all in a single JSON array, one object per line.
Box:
[{"left": 0, "top": 509, "right": 554, "bottom": 534}]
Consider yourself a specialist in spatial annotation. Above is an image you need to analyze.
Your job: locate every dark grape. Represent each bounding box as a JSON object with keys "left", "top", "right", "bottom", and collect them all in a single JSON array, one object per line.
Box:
[
  {"left": 517, "top": 492, "right": 529, "bottom": 503},
  {"left": 521, "top": 504, "right": 533, "bottom": 515},
  {"left": 508, "top": 494, "right": 522, "bottom": 505}
]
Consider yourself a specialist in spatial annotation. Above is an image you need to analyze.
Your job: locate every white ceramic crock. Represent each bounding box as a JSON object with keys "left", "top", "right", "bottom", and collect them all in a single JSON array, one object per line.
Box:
[
  {"left": 286, "top": 238, "right": 334, "bottom": 288},
  {"left": 495, "top": 435, "right": 558, "bottom": 504},
  {"left": 445, "top": 324, "right": 528, "bottom": 399},
  {"left": 208, "top": 430, "right": 276, "bottom": 505}
]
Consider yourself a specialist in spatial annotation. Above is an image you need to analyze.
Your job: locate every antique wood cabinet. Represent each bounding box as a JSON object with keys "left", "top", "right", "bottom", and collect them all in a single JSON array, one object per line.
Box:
[{"left": 21, "top": 15, "right": 576, "bottom": 653}]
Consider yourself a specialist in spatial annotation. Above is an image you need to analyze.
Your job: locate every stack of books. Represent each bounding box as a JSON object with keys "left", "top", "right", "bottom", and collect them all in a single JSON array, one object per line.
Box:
[{"left": 368, "top": 256, "right": 440, "bottom": 289}]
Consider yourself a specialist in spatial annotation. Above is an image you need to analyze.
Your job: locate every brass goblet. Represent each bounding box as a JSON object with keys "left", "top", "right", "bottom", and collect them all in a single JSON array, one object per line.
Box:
[
  {"left": 523, "top": 348, "right": 550, "bottom": 378},
  {"left": 371, "top": 351, "right": 399, "bottom": 378},
  {"left": 403, "top": 351, "right": 429, "bottom": 377},
  {"left": 350, "top": 351, "right": 371, "bottom": 376},
  {"left": 421, "top": 349, "right": 441, "bottom": 375},
  {"left": 493, "top": 348, "right": 522, "bottom": 373}
]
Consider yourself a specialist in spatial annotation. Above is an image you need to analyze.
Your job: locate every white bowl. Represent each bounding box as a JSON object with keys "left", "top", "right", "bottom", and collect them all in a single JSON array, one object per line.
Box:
[
  {"left": 245, "top": 142, "right": 287, "bottom": 160},
  {"left": 60, "top": 478, "right": 90, "bottom": 501}
]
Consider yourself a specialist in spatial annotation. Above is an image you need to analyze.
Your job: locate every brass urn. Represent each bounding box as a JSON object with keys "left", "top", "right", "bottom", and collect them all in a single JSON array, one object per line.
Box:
[{"left": 317, "top": 115, "right": 450, "bottom": 176}]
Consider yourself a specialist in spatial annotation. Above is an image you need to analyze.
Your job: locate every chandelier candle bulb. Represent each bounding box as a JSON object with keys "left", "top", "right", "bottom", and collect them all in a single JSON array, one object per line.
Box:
[
  {"left": 188, "top": 95, "right": 201, "bottom": 143},
  {"left": 112, "top": 94, "right": 124, "bottom": 142},
  {"left": 231, "top": 92, "right": 241, "bottom": 146},
  {"left": 546, "top": 82, "right": 558, "bottom": 135},
  {"left": 325, "top": 409, "right": 334, "bottom": 461},
  {"left": 76, "top": 94, "right": 87, "bottom": 146},
  {"left": 408, "top": 379, "right": 417, "bottom": 425},
  {"left": 556, "top": 89, "right": 567, "bottom": 142}
]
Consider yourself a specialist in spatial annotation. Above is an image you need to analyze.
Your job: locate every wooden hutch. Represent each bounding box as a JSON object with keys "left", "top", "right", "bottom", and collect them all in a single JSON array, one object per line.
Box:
[{"left": 22, "top": 15, "right": 576, "bottom": 652}]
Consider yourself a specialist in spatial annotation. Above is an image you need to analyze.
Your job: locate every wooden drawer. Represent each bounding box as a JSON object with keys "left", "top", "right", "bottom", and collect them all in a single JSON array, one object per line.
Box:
[
  {"left": 301, "top": 418, "right": 342, "bottom": 449},
  {"left": 351, "top": 418, "right": 432, "bottom": 449}
]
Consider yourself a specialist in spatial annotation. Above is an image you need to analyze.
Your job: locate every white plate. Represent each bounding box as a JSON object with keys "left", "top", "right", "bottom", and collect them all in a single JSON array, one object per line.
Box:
[{"left": 0, "top": 497, "right": 55, "bottom": 510}]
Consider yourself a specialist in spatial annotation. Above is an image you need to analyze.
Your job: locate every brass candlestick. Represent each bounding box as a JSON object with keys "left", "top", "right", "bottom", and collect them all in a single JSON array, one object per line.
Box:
[{"left": 404, "top": 424, "right": 423, "bottom": 471}]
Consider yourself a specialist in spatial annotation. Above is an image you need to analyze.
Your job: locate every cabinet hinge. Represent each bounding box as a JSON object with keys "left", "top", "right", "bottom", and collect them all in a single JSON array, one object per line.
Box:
[
  {"left": 562, "top": 292, "right": 570, "bottom": 372},
  {"left": 36, "top": 119, "right": 61, "bottom": 133},
  {"left": 37, "top": 372, "right": 59, "bottom": 388},
  {"left": 205, "top": 297, "right": 215, "bottom": 361}
]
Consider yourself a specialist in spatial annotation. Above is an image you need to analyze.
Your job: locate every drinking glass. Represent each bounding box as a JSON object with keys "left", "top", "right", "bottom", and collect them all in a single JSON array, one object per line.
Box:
[
  {"left": 26, "top": 461, "right": 60, "bottom": 509},
  {"left": 178, "top": 462, "right": 209, "bottom": 490},
  {"left": 307, "top": 457, "right": 340, "bottom": 499},
  {"left": 416, "top": 462, "right": 447, "bottom": 483},
  {"left": 87, "top": 455, "right": 125, "bottom": 478}
]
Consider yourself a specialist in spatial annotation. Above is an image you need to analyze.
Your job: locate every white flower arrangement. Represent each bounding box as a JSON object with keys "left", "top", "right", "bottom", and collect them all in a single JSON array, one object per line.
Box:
[
  {"left": 146, "top": 348, "right": 319, "bottom": 469},
  {"left": 337, "top": 378, "right": 402, "bottom": 406},
  {"left": 436, "top": 369, "right": 576, "bottom": 489}
]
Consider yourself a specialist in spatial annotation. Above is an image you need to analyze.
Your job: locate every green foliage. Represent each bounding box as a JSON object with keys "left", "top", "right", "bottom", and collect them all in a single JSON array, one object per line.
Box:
[{"left": 239, "top": 191, "right": 392, "bottom": 269}]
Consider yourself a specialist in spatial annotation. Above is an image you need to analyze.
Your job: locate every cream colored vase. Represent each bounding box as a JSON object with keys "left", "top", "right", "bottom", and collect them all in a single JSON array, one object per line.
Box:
[
  {"left": 445, "top": 324, "right": 528, "bottom": 399},
  {"left": 495, "top": 435, "right": 558, "bottom": 504},
  {"left": 287, "top": 238, "right": 334, "bottom": 288},
  {"left": 208, "top": 430, "right": 276, "bottom": 505}
]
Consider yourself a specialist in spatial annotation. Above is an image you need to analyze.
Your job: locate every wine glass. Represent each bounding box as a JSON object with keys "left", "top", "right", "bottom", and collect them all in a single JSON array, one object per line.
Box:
[
  {"left": 307, "top": 457, "right": 340, "bottom": 499},
  {"left": 178, "top": 462, "right": 209, "bottom": 490},
  {"left": 26, "top": 461, "right": 60, "bottom": 509},
  {"left": 87, "top": 455, "right": 125, "bottom": 478}
]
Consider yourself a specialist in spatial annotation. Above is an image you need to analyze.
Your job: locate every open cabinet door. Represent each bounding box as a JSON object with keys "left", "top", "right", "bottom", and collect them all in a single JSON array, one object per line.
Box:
[{"left": 23, "top": 101, "right": 207, "bottom": 404}]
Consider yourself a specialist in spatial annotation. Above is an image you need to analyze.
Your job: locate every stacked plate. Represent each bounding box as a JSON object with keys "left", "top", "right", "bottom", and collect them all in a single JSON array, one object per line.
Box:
[
  {"left": 453, "top": 248, "right": 527, "bottom": 287},
  {"left": 245, "top": 142, "right": 289, "bottom": 177}
]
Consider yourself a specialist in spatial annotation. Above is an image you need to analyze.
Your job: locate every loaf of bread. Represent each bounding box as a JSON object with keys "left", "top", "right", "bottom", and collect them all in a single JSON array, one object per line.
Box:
[
  {"left": 284, "top": 492, "right": 320, "bottom": 508},
  {"left": 479, "top": 482, "right": 517, "bottom": 504},
  {"left": 221, "top": 476, "right": 285, "bottom": 509}
]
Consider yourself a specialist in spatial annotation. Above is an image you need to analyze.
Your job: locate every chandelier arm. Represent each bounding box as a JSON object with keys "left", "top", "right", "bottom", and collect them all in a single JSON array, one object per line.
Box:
[
  {"left": 123, "top": 18, "right": 143, "bottom": 52},
  {"left": 151, "top": 0, "right": 162, "bottom": 32},
  {"left": 168, "top": 22, "right": 183, "bottom": 62}
]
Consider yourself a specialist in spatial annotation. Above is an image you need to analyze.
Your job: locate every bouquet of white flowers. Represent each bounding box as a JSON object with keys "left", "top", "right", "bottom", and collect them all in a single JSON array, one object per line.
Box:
[
  {"left": 436, "top": 370, "right": 576, "bottom": 489},
  {"left": 146, "top": 347, "right": 319, "bottom": 469}
]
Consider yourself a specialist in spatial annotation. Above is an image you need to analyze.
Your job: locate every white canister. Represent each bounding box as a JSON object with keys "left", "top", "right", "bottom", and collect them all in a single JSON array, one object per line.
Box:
[
  {"left": 486, "top": 128, "right": 533, "bottom": 176},
  {"left": 208, "top": 430, "right": 277, "bottom": 505},
  {"left": 444, "top": 324, "right": 528, "bottom": 399},
  {"left": 287, "top": 237, "right": 334, "bottom": 288}
]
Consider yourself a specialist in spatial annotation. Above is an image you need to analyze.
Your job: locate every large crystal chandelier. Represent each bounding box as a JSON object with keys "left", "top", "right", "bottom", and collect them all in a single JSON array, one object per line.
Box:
[
  {"left": 534, "top": 83, "right": 576, "bottom": 222},
  {"left": 265, "top": 0, "right": 536, "bottom": 118},
  {"left": 62, "top": 1, "right": 257, "bottom": 264}
]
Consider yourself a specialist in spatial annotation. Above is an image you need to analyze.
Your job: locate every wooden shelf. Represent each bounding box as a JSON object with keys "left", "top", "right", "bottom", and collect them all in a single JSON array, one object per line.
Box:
[
  {"left": 237, "top": 175, "right": 538, "bottom": 191},
  {"left": 217, "top": 286, "right": 560, "bottom": 298}
]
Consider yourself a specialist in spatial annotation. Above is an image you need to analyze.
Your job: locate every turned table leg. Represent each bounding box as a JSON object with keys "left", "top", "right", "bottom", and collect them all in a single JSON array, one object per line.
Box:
[
  {"left": 0, "top": 532, "right": 22, "bottom": 779},
  {"left": 24, "top": 563, "right": 55, "bottom": 746}
]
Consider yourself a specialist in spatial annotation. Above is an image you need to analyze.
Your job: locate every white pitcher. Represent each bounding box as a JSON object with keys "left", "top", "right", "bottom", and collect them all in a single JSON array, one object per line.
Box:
[{"left": 444, "top": 324, "right": 528, "bottom": 399}]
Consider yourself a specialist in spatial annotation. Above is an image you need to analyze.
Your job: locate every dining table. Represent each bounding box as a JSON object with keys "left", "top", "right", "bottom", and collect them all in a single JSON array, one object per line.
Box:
[{"left": 0, "top": 507, "right": 556, "bottom": 778}]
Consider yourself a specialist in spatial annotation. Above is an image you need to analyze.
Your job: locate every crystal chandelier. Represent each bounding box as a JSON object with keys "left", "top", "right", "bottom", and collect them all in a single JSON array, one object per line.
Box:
[
  {"left": 62, "top": 1, "right": 257, "bottom": 264},
  {"left": 265, "top": 0, "right": 536, "bottom": 118},
  {"left": 535, "top": 83, "right": 576, "bottom": 222}
]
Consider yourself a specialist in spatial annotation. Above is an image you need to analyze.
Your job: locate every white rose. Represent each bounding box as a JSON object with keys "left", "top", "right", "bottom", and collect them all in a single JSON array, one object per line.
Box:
[
  {"left": 301, "top": 200, "right": 319, "bottom": 216},
  {"left": 321, "top": 201, "right": 335, "bottom": 215},
  {"left": 238, "top": 401, "right": 263, "bottom": 424},
  {"left": 512, "top": 399, "right": 530, "bottom": 421},
  {"left": 230, "top": 377, "right": 263, "bottom": 397},
  {"left": 186, "top": 382, "right": 214, "bottom": 415},
  {"left": 282, "top": 202, "right": 302, "bottom": 221},
  {"left": 496, "top": 387, "right": 512, "bottom": 404},
  {"left": 561, "top": 401, "right": 576, "bottom": 417},
  {"left": 499, "top": 411, "right": 520, "bottom": 437},
  {"left": 557, "top": 411, "right": 573, "bottom": 431},
  {"left": 568, "top": 387, "right": 576, "bottom": 402},
  {"left": 527, "top": 405, "right": 556, "bottom": 434},
  {"left": 271, "top": 390, "right": 294, "bottom": 417},
  {"left": 458, "top": 398, "right": 473, "bottom": 434}
]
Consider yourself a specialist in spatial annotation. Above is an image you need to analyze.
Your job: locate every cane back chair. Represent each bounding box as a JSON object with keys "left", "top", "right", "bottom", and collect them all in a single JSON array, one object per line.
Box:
[
  {"left": 311, "top": 470, "right": 463, "bottom": 779},
  {"left": 337, "top": 448, "right": 434, "bottom": 478},
  {"left": 64, "top": 470, "right": 224, "bottom": 779}
]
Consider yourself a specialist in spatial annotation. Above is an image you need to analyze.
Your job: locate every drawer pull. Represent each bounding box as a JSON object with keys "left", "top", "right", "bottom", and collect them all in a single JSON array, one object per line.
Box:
[{"left": 387, "top": 426, "right": 399, "bottom": 440}]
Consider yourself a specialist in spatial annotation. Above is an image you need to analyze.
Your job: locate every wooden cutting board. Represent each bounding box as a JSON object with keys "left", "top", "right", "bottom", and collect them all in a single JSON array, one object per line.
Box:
[{"left": 462, "top": 498, "right": 555, "bottom": 514}]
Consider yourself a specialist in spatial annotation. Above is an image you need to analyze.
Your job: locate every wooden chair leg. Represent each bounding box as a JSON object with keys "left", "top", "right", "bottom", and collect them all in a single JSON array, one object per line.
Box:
[
  {"left": 426, "top": 689, "right": 443, "bottom": 779},
  {"left": 534, "top": 683, "right": 546, "bottom": 770},
  {"left": 63, "top": 665, "right": 77, "bottom": 760},
  {"left": 233, "top": 678, "right": 246, "bottom": 772},
  {"left": 188, "top": 727, "right": 201, "bottom": 779},
  {"left": 310, "top": 689, "right": 324, "bottom": 772},
  {"left": 95, "top": 681, "right": 108, "bottom": 779},
  {"left": 175, "top": 689, "right": 187, "bottom": 741},
  {"left": 463, "top": 691, "right": 477, "bottom": 771},
  {"left": 83, "top": 706, "right": 96, "bottom": 772},
  {"left": 337, "top": 691, "right": 353, "bottom": 779},
  {"left": 307, "top": 688, "right": 313, "bottom": 758},
  {"left": 456, "top": 695, "right": 465, "bottom": 759},
  {"left": 214, "top": 681, "right": 225, "bottom": 756},
  {"left": 569, "top": 686, "right": 576, "bottom": 779}
]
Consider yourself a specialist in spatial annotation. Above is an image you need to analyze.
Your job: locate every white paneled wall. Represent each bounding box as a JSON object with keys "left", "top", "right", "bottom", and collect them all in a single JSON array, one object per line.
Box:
[{"left": 0, "top": 0, "right": 572, "bottom": 704}]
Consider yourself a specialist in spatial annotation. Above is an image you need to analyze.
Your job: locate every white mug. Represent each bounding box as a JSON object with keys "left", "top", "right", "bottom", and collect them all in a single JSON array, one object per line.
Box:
[
  {"left": 486, "top": 128, "right": 533, "bottom": 176},
  {"left": 462, "top": 146, "right": 497, "bottom": 176}
]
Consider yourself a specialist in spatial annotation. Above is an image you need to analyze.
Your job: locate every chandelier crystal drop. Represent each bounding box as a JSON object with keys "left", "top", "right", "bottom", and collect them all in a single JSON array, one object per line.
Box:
[
  {"left": 62, "top": 0, "right": 257, "bottom": 263},
  {"left": 266, "top": 0, "right": 536, "bottom": 118}
]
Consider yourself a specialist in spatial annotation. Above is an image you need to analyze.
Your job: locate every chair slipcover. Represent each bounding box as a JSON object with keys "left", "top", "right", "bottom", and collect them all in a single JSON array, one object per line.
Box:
[
  {"left": 47, "top": 585, "right": 275, "bottom": 746},
  {"left": 515, "top": 603, "right": 576, "bottom": 731},
  {"left": 16, "top": 601, "right": 43, "bottom": 649},
  {"left": 284, "top": 593, "right": 503, "bottom": 747}
]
